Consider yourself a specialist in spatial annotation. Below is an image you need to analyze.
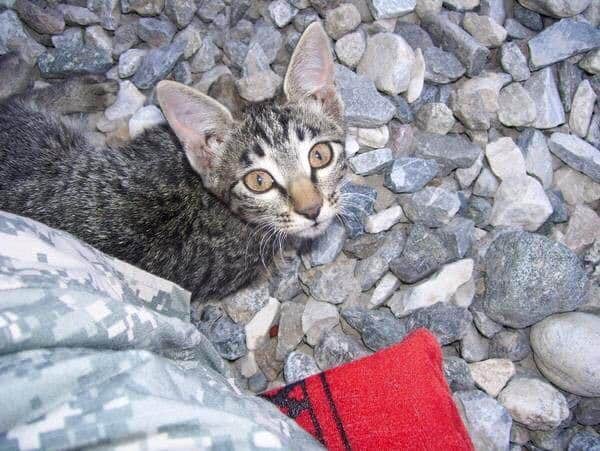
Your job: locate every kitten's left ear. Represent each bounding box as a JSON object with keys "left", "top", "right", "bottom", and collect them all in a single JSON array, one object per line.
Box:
[
  {"left": 156, "top": 80, "right": 233, "bottom": 189},
  {"left": 284, "top": 22, "right": 343, "bottom": 122}
]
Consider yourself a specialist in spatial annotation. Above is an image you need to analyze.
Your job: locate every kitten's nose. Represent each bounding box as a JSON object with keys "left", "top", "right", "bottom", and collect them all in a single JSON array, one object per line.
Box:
[{"left": 289, "top": 177, "right": 323, "bottom": 221}]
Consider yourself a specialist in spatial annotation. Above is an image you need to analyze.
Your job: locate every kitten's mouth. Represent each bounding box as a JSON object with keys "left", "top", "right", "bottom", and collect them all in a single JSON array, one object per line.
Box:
[{"left": 292, "top": 218, "right": 332, "bottom": 239}]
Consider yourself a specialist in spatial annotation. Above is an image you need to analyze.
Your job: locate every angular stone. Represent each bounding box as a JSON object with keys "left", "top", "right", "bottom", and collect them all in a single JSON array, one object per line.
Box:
[
  {"left": 369, "top": 273, "right": 400, "bottom": 308},
  {"left": 355, "top": 228, "right": 406, "bottom": 290},
  {"left": 443, "top": 0, "right": 479, "bottom": 10},
  {"left": 395, "top": 22, "right": 434, "bottom": 50},
  {"left": 528, "top": 19, "right": 600, "bottom": 70},
  {"left": 121, "top": 0, "right": 164, "bottom": 16},
  {"left": 113, "top": 22, "right": 139, "bottom": 57},
  {"left": 339, "top": 183, "right": 377, "bottom": 238},
  {"left": 164, "top": 0, "right": 195, "bottom": 28},
  {"left": 483, "top": 231, "right": 588, "bottom": 328},
  {"left": 415, "top": 103, "right": 455, "bottom": 134},
  {"left": 88, "top": 0, "right": 120, "bottom": 30},
  {"left": 579, "top": 48, "right": 600, "bottom": 75},
  {"left": 58, "top": 4, "right": 100, "bottom": 26},
  {"left": 558, "top": 60, "right": 584, "bottom": 113},
  {"left": 268, "top": 0, "right": 298, "bottom": 27},
  {"left": 276, "top": 302, "right": 304, "bottom": 360},
  {"left": 461, "top": 322, "right": 490, "bottom": 362},
  {"left": 190, "top": 36, "right": 219, "bottom": 73},
  {"left": 128, "top": 105, "right": 164, "bottom": 138},
  {"left": 549, "top": 132, "right": 600, "bottom": 182},
  {"left": 307, "top": 220, "right": 346, "bottom": 267},
  {"left": 462, "top": 12, "right": 507, "bottom": 48},
  {"left": 456, "top": 154, "right": 483, "bottom": 189},
  {"left": 325, "top": 3, "right": 361, "bottom": 39},
  {"left": 575, "top": 398, "right": 600, "bottom": 426},
  {"left": 553, "top": 166, "right": 600, "bottom": 205},
  {"left": 315, "top": 330, "right": 368, "bottom": 371},
  {"left": 518, "top": 128, "right": 553, "bottom": 189},
  {"left": 342, "top": 307, "right": 406, "bottom": 351},
  {"left": 388, "top": 259, "right": 473, "bottom": 317},
  {"left": 513, "top": 3, "right": 542, "bottom": 30},
  {"left": 480, "top": 0, "right": 506, "bottom": 25},
  {"left": 244, "top": 298, "right": 280, "bottom": 352},
  {"left": 38, "top": 40, "right": 112, "bottom": 78},
  {"left": 300, "top": 256, "right": 361, "bottom": 305},
  {"left": 349, "top": 148, "right": 394, "bottom": 176},
  {"left": 404, "top": 303, "right": 472, "bottom": 345},
  {"left": 489, "top": 329, "right": 531, "bottom": 361},
  {"left": 453, "top": 390, "right": 512, "bottom": 451},
  {"left": 399, "top": 187, "right": 460, "bottom": 227},
  {"left": 486, "top": 137, "right": 527, "bottom": 180},
  {"left": 132, "top": 41, "right": 184, "bottom": 89},
  {"left": 469, "top": 359, "right": 515, "bottom": 397},
  {"left": 500, "top": 42, "right": 530, "bottom": 82},
  {"left": 569, "top": 80, "right": 597, "bottom": 138},
  {"left": 498, "top": 377, "right": 569, "bottom": 431},
  {"left": 523, "top": 67, "right": 566, "bottom": 129},
  {"left": 196, "top": 0, "right": 224, "bottom": 21},
  {"left": 422, "top": 13, "right": 490, "bottom": 77},
  {"left": 104, "top": 81, "right": 145, "bottom": 121},
  {"left": 365, "top": 205, "right": 405, "bottom": 234},
  {"left": 444, "top": 357, "right": 476, "bottom": 391},
  {"left": 568, "top": 432, "right": 600, "bottom": 451},
  {"left": 236, "top": 70, "right": 282, "bottom": 102},
  {"left": 223, "top": 282, "right": 271, "bottom": 325},
  {"left": 0, "top": 10, "right": 45, "bottom": 65},
  {"left": 284, "top": 351, "right": 320, "bottom": 384},
  {"left": 118, "top": 48, "right": 146, "bottom": 78},
  {"left": 473, "top": 167, "right": 499, "bottom": 198},
  {"left": 406, "top": 48, "right": 425, "bottom": 103},
  {"left": 586, "top": 114, "right": 600, "bottom": 148},
  {"left": 335, "top": 64, "right": 396, "bottom": 127},
  {"left": 384, "top": 157, "right": 439, "bottom": 193},
  {"left": 497, "top": 83, "right": 536, "bottom": 127},
  {"left": 357, "top": 32, "right": 415, "bottom": 95},
  {"left": 564, "top": 204, "right": 600, "bottom": 253},
  {"left": 505, "top": 18, "right": 536, "bottom": 40},
  {"left": 137, "top": 17, "right": 175, "bottom": 47},
  {"left": 15, "top": 0, "right": 64, "bottom": 34},
  {"left": 351, "top": 125, "right": 389, "bottom": 148},
  {"left": 335, "top": 30, "right": 365, "bottom": 68},
  {"left": 422, "top": 46, "right": 465, "bottom": 84},
  {"left": 301, "top": 299, "right": 339, "bottom": 346},
  {"left": 413, "top": 132, "right": 482, "bottom": 175},
  {"left": 368, "top": 0, "right": 416, "bottom": 19},
  {"left": 196, "top": 305, "right": 246, "bottom": 360}
]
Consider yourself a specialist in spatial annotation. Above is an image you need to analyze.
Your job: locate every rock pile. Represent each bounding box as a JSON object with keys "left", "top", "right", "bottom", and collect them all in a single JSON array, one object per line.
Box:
[{"left": 1, "top": 0, "right": 600, "bottom": 448}]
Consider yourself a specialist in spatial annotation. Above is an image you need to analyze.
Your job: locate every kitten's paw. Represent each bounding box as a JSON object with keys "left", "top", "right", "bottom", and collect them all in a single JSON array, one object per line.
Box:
[{"left": 58, "top": 76, "right": 119, "bottom": 112}]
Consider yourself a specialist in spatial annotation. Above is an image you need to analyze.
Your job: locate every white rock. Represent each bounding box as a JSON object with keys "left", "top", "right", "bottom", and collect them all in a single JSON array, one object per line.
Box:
[
  {"left": 489, "top": 175, "right": 553, "bottom": 231},
  {"left": 564, "top": 204, "right": 600, "bottom": 253},
  {"left": 531, "top": 312, "right": 600, "bottom": 397},
  {"left": 365, "top": 205, "right": 405, "bottom": 233},
  {"left": 357, "top": 32, "right": 415, "bottom": 95},
  {"left": 369, "top": 272, "right": 400, "bottom": 308},
  {"left": 388, "top": 259, "right": 474, "bottom": 317},
  {"left": 553, "top": 166, "right": 600, "bottom": 205},
  {"left": 344, "top": 134, "right": 360, "bottom": 157},
  {"left": 462, "top": 12, "right": 507, "bottom": 48},
  {"left": 406, "top": 47, "right": 425, "bottom": 103},
  {"left": 469, "top": 359, "right": 515, "bottom": 397},
  {"left": 520, "top": 129, "right": 553, "bottom": 189},
  {"left": 335, "top": 30, "right": 366, "bottom": 68},
  {"left": 452, "top": 276, "right": 475, "bottom": 308},
  {"left": 350, "top": 125, "right": 389, "bottom": 148},
  {"left": 569, "top": 80, "right": 597, "bottom": 138},
  {"left": 118, "top": 49, "right": 146, "bottom": 78},
  {"left": 497, "top": 82, "right": 537, "bottom": 127},
  {"left": 486, "top": 137, "right": 527, "bottom": 180},
  {"left": 456, "top": 153, "right": 484, "bottom": 189},
  {"left": 268, "top": 0, "right": 298, "bottom": 27},
  {"left": 245, "top": 298, "right": 280, "bottom": 351},
  {"left": 302, "top": 299, "right": 339, "bottom": 346},
  {"left": 473, "top": 167, "right": 499, "bottom": 197},
  {"left": 129, "top": 105, "right": 165, "bottom": 138},
  {"left": 368, "top": 0, "right": 417, "bottom": 19},
  {"left": 105, "top": 81, "right": 145, "bottom": 122},
  {"left": 498, "top": 377, "right": 569, "bottom": 431},
  {"left": 236, "top": 70, "right": 282, "bottom": 102}
]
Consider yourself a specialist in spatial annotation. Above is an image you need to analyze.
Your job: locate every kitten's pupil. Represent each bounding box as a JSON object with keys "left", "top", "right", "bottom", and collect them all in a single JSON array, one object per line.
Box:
[
  {"left": 315, "top": 151, "right": 322, "bottom": 160},
  {"left": 256, "top": 174, "right": 263, "bottom": 185}
]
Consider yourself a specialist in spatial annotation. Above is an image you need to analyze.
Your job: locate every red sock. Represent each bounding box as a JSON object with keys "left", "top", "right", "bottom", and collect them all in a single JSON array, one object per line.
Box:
[{"left": 261, "top": 329, "right": 473, "bottom": 451}]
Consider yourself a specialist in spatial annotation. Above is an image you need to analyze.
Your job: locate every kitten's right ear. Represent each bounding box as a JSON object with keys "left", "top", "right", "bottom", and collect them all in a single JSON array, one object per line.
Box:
[{"left": 156, "top": 81, "right": 233, "bottom": 181}]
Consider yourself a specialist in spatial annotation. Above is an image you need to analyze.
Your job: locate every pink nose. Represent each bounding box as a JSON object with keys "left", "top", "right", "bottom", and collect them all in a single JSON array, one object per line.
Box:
[{"left": 296, "top": 202, "right": 322, "bottom": 220}]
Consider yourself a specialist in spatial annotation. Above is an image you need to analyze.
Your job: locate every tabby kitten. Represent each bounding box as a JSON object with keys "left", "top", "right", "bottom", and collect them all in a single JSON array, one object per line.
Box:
[{"left": 0, "top": 23, "right": 347, "bottom": 301}]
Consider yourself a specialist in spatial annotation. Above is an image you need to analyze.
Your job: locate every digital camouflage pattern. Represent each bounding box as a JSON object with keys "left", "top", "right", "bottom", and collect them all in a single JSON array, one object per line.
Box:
[{"left": 0, "top": 211, "right": 322, "bottom": 450}]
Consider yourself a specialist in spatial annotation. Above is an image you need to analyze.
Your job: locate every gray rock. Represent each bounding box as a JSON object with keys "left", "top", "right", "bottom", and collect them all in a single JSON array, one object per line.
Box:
[
  {"left": 389, "top": 224, "right": 459, "bottom": 283},
  {"left": 237, "top": 69, "right": 282, "bottom": 102},
  {"left": 398, "top": 187, "right": 460, "bottom": 227},
  {"left": 300, "top": 255, "right": 361, "bottom": 304},
  {"left": 498, "top": 377, "right": 569, "bottom": 431},
  {"left": 222, "top": 38, "right": 248, "bottom": 70},
  {"left": 504, "top": 18, "right": 536, "bottom": 40},
  {"left": 268, "top": 0, "right": 298, "bottom": 28},
  {"left": 58, "top": 4, "right": 100, "bottom": 26},
  {"left": 579, "top": 48, "right": 600, "bottom": 75},
  {"left": 132, "top": 40, "right": 184, "bottom": 89},
  {"left": 531, "top": 312, "right": 600, "bottom": 397},
  {"left": 335, "top": 64, "right": 396, "bottom": 127},
  {"left": 0, "top": 10, "right": 45, "bottom": 65},
  {"left": 302, "top": 299, "right": 339, "bottom": 346},
  {"left": 369, "top": 273, "right": 400, "bottom": 308},
  {"left": 85, "top": 26, "right": 112, "bottom": 53},
  {"left": 440, "top": 217, "right": 474, "bottom": 258},
  {"left": 498, "top": 83, "right": 537, "bottom": 127},
  {"left": 553, "top": 165, "right": 600, "bottom": 205},
  {"left": 334, "top": 31, "right": 365, "bottom": 68},
  {"left": 558, "top": 60, "right": 584, "bottom": 113},
  {"left": 343, "top": 232, "right": 385, "bottom": 259},
  {"left": 307, "top": 220, "right": 346, "bottom": 267},
  {"left": 269, "top": 256, "right": 302, "bottom": 302},
  {"left": 196, "top": 0, "right": 225, "bottom": 21},
  {"left": 121, "top": 0, "right": 164, "bottom": 16},
  {"left": 415, "top": 103, "right": 455, "bottom": 134},
  {"left": 524, "top": 67, "right": 566, "bottom": 129},
  {"left": 443, "top": 357, "right": 476, "bottom": 391},
  {"left": 104, "top": 80, "right": 145, "bottom": 122},
  {"left": 38, "top": 40, "right": 113, "bottom": 78},
  {"left": 549, "top": 132, "right": 600, "bottom": 182},
  {"left": 88, "top": 0, "right": 120, "bottom": 30},
  {"left": 442, "top": 0, "right": 479, "bottom": 11},
  {"left": 479, "top": 0, "right": 506, "bottom": 25},
  {"left": 349, "top": 148, "right": 394, "bottom": 176},
  {"left": 325, "top": 3, "right": 360, "bottom": 39},
  {"left": 342, "top": 307, "right": 407, "bottom": 351},
  {"left": 394, "top": 22, "right": 434, "bottom": 50},
  {"left": 413, "top": 132, "right": 481, "bottom": 175},
  {"left": 223, "top": 282, "right": 270, "bottom": 325},
  {"left": 569, "top": 80, "right": 597, "bottom": 138},
  {"left": 422, "top": 13, "right": 490, "bottom": 77},
  {"left": 190, "top": 36, "right": 219, "bottom": 73},
  {"left": 284, "top": 351, "right": 320, "bottom": 384},
  {"left": 339, "top": 183, "right": 377, "bottom": 238},
  {"left": 547, "top": 190, "right": 569, "bottom": 223},
  {"left": 516, "top": 0, "right": 592, "bottom": 18},
  {"left": 128, "top": 105, "right": 165, "bottom": 138},
  {"left": 164, "top": 0, "right": 195, "bottom": 28},
  {"left": 465, "top": 196, "right": 492, "bottom": 226},
  {"left": 355, "top": 228, "right": 406, "bottom": 290},
  {"left": 195, "top": 305, "right": 247, "bottom": 361},
  {"left": 367, "top": 0, "right": 416, "bottom": 19},
  {"left": 500, "top": 42, "right": 530, "bottom": 82},
  {"left": 248, "top": 371, "right": 268, "bottom": 392},
  {"left": 471, "top": 305, "right": 503, "bottom": 338},
  {"left": 454, "top": 390, "right": 512, "bottom": 451},
  {"left": 404, "top": 303, "right": 472, "bottom": 345},
  {"left": 513, "top": 3, "right": 543, "bottom": 31},
  {"left": 461, "top": 322, "right": 490, "bottom": 362},
  {"left": 276, "top": 302, "right": 304, "bottom": 360},
  {"left": 568, "top": 432, "right": 600, "bottom": 451},
  {"left": 483, "top": 232, "right": 588, "bottom": 328},
  {"left": 489, "top": 330, "right": 531, "bottom": 361},
  {"left": 113, "top": 22, "right": 139, "bottom": 57},
  {"left": 384, "top": 158, "right": 439, "bottom": 193},
  {"left": 564, "top": 204, "right": 600, "bottom": 253},
  {"left": 462, "top": 12, "right": 507, "bottom": 49},
  {"left": 14, "top": 0, "right": 64, "bottom": 34},
  {"left": 137, "top": 17, "right": 175, "bottom": 47},
  {"left": 518, "top": 128, "right": 553, "bottom": 189},
  {"left": 575, "top": 398, "right": 600, "bottom": 426},
  {"left": 314, "top": 330, "right": 369, "bottom": 371},
  {"left": 249, "top": 22, "right": 282, "bottom": 65},
  {"left": 292, "top": 9, "right": 319, "bottom": 32},
  {"left": 528, "top": 19, "right": 600, "bottom": 70},
  {"left": 473, "top": 167, "right": 499, "bottom": 198},
  {"left": 172, "top": 60, "right": 192, "bottom": 85},
  {"left": 118, "top": 48, "right": 146, "bottom": 78},
  {"left": 422, "top": 46, "right": 465, "bottom": 84}
]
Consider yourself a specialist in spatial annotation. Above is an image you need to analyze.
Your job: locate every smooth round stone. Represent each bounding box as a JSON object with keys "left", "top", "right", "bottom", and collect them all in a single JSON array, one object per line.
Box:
[{"left": 531, "top": 312, "right": 600, "bottom": 397}]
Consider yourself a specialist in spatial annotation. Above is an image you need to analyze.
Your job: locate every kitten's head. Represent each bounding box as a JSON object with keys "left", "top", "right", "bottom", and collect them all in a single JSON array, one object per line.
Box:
[{"left": 157, "top": 23, "right": 347, "bottom": 240}]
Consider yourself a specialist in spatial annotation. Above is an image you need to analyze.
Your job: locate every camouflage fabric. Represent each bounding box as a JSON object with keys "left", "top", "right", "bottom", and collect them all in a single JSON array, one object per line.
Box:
[{"left": 0, "top": 211, "right": 322, "bottom": 451}]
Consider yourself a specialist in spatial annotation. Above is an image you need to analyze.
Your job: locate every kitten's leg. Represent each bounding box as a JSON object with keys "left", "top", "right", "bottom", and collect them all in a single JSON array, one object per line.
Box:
[{"left": 17, "top": 75, "right": 118, "bottom": 114}]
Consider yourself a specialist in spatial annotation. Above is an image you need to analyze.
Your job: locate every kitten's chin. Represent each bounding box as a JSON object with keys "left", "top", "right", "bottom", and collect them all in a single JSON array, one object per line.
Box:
[{"left": 292, "top": 219, "right": 333, "bottom": 240}]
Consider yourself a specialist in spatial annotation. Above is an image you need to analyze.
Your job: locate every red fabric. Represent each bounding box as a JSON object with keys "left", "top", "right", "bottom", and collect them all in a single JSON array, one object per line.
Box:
[{"left": 261, "top": 329, "right": 473, "bottom": 451}]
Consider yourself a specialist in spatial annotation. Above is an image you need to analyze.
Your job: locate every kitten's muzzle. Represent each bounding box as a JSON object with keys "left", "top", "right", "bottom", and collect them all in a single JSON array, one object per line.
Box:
[{"left": 289, "top": 177, "right": 323, "bottom": 221}]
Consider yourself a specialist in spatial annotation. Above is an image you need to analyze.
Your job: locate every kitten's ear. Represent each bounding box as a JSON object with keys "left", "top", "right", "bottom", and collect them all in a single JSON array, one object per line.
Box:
[
  {"left": 156, "top": 80, "right": 233, "bottom": 180},
  {"left": 284, "top": 22, "right": 343, "bottom": 122}
]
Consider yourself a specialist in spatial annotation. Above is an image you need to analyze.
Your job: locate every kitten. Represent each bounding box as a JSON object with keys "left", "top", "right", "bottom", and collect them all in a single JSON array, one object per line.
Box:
[{"left": 0, "top": 23, "right": 348, "bottom": 301}]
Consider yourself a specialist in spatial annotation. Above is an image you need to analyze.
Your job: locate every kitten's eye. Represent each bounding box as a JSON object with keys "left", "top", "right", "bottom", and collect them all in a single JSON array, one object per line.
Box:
[
  {"left": 244, "top": 170, "right": 274, "bottom": 193},
  {"left": 309, "top": 143, "right": 333, "bottom": 169}
]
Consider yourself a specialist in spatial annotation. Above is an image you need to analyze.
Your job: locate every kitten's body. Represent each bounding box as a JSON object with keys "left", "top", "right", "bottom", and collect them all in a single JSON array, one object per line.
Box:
[{"left": 0, "top": 96, "right": 268, "bottom": 300}]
